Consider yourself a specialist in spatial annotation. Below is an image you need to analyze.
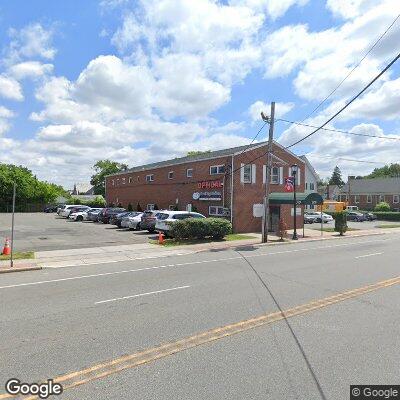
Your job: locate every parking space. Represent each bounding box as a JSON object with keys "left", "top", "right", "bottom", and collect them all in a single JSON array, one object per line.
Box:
[{"left": 0, "top": 213, "right": 156, "bottom": 252}]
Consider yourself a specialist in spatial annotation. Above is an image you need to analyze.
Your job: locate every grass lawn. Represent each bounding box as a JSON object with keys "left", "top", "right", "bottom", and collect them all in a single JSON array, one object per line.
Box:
[
  {"left": 150, "top": 233, "right": 257, "bottom": 246},
  {"left": 0, "top": 251, "right": 34, "bottom": 261},
  {"left": 310, "top": 227, "right": 359, "bottom": 232},
  {"left": 376, "top": 224, "right": 400, "bottom": 228}
]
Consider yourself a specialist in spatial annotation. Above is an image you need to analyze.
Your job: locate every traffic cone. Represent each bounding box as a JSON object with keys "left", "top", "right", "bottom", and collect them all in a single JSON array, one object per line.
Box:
[
  {"left": 2, "top": 238, "right": 11, "bottom": 255},
  {"left": 158, "top": 232, "right": 165, "bottom": 245}
]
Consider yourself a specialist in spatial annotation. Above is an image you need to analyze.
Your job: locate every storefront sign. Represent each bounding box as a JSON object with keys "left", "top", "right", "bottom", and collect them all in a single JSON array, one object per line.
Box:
[
  {"left": 192, "top": 191, "right": 222, "bottom": 201},
  {"left": 253, "top": 203, "right": 264, "bottom": 218},
  {"left": 197, "top": 180, "right": 223, "bottom": 189}
]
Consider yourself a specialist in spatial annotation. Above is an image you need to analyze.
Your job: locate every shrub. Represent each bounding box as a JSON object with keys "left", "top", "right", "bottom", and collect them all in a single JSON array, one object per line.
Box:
[
  {"left": 276, "top": 219, "right": 287, "bottom": 241},
  {"left": 170, "top": 217, "right": 232, "bottom": 240},
  {"left": 127, "top": 203, "right": 133, "bottom": 211},
  {"left": 334, "top": 211, "right": 347, "bottom": 236},
  {"left": 373, "top": 211, "right": 400, "bottom": 221},
  {"left": 375, "top": 201, "right": 391, "bottom": 212}
]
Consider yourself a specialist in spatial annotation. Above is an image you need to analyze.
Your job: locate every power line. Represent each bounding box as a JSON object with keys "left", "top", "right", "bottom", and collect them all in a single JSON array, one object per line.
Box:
[
  {"left": 310, "top": 155, "right": 386, "bottom": 164},
  {"left": 277, "top": 118, "right": 400, "bottom": 141},
  {"left": 285, "top": 51, "right": 400, "bottom": 149},
  {"left": 301, "top": 13, "right": 400, "bottom": 121}
]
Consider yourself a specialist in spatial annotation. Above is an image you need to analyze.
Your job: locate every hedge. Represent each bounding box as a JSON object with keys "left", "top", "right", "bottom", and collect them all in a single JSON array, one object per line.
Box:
[
  {"left": 170, "top": 218, "right": 232, "bottom": 240},
  {"left": 372, "top": 212, "right": 400, "bottom": 221}
]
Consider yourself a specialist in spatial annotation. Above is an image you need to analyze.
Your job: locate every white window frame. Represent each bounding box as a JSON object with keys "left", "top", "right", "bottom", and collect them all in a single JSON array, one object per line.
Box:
[
  {"left": 271, "top": 166, "right": 279, "bottom": 184},
  {"left": 168, "top": 171, "right": 174, "bottom": 179},
  {"left": 112, "top": 179, "right": 115, "bottom": 186},
  {"left": 186, "top": 168, "right": 193, "bottom": 178},
  {"left": 128, "top": 177, "right": 132, "bottom": 184},
  {"left": 379, "top": 194, "right": 385, "bottom": 203},
  {"left": 354, "top": 195, "right": 360, "bottom": 204},
  {"left": 147, "top": 204, "right": 155, "bottom": 210},
  {"left": 116, "top": 178, "right": 120, "bottom": 185},
  {"left": 305, "top": 182, "right": 308, "bottom": 190},
  {"left": 394, "top": 195, "right": 399, "bottom": 204},
  {"left": 209, "top": 205, "right": 224, "bottom": 216},
  {"left": 146, "top": 174, "right": 154, "bottom": 182},
  {"left": 309, "top": 182, "right": 315, "bottom": 190},
  {"left": 367, "top": 194, "right": 372, "bottom": 203},
  {"left": 210, "top": 165, "right": 225, "bottom": 175},
  {"left": 122, "top": 177, "right": 126, "bottom": 184},
  {"left": 243, "top": 165, "right": 252, "bottom": 183},
  {"left": 168, "top": 204, "right": 175, "bottom": 210}
]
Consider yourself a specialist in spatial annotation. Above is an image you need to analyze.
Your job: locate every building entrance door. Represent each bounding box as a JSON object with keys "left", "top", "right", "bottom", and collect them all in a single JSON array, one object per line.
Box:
[{"left": 269, "top": 206, "right": 280, "bottom": 232}]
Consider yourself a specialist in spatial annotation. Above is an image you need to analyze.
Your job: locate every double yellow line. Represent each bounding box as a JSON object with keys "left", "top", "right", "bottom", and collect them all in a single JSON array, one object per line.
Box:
[{"left": 2, "top": 275, "right": 400, "bottom": 399}]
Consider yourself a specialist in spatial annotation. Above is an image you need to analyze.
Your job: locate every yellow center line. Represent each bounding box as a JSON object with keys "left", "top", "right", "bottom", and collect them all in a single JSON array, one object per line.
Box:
[{"left": 2, "top": 275, "right": 400, "bottom": 400}]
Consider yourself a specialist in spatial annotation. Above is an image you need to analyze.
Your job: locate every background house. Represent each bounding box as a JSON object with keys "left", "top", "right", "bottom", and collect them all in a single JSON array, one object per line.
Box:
[{"left": 300, "top": 155, "right": 319, "bottom": 210}]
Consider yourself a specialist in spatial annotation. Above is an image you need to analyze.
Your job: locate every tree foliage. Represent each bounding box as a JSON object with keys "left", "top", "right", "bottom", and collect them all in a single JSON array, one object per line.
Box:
[
  {"left": 374, "top": 201, "right": 390, "bottom": 212},
  {"left": 0, "top": 164, "right": 66, "bottom": 210},
  {"left": 328, "top": 166, "right": 344, "bottom": 186},
  {"left": 90, "top": 160, "right": 128, "bottom": 196},
  {"left": 334, "top": 211, "right": 347, "bottom": 236},
  {"left": 186, "top": 150, "right": 211, "bottom": 157},
  {"left": 366, "top": 163, "right": 400, "bottom": 179}
]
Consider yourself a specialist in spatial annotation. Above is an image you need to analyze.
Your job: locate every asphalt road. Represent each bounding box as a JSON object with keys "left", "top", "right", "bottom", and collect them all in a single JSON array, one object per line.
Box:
[
  {"left": 1, "top": 233, "right": 400, "bottom": 399},
  {"left": 0, "top": 213, "right": 154, "bottom": 252}
]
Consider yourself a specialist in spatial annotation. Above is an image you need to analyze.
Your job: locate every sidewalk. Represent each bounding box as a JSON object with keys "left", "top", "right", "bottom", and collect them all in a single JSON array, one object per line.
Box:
[{"left": 1, "top": 226, "right": 399, "bottom": 272}]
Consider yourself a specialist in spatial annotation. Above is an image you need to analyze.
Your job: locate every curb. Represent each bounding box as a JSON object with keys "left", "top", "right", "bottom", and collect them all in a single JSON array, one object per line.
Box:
[{"left": 0, "top": 265, "right": 42, "bottom": 274}]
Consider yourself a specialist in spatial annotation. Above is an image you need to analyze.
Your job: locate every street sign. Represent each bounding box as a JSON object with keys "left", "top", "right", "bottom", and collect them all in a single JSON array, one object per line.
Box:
[
  {"left": 284, "top": 177, "right": 294, "bottom": 192},
  {"left": 253, "top": 203, "right": 264, "bottom": 218}
]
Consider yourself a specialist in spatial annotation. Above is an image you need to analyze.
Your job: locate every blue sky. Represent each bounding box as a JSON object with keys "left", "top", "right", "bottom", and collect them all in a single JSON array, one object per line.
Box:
[{"left": 0, "top": 0, "right": 399, "bottom": 187}]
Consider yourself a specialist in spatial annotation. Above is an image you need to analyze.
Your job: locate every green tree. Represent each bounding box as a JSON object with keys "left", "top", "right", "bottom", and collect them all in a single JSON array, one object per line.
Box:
[
  {"left": 186, "top": 150, "right": 211, "bottom": 157},
  {"left": 90, "top": 160, "right": 128, "bottom": 196},
  {"left": 334, "top": 211, "right": 348, "bottom": 236},
  {"left": 328, "top": 166, "right": 344, "bottom": 186},
  {"left": 366, "top": 163, "right": 400, "bottom": 178},
  {"left": 375, "top": 201, "right": 390, "bottom": 211}
]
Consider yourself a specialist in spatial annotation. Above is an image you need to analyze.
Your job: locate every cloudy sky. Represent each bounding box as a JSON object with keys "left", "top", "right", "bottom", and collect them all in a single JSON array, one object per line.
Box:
[{"left": 0, "top": 0, "right": 399, "bottom": 188}]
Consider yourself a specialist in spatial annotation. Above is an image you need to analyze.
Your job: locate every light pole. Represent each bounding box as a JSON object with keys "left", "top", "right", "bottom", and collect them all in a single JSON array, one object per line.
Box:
[{"left": 291, "top": 164, "right": 298, "bottom": 240}]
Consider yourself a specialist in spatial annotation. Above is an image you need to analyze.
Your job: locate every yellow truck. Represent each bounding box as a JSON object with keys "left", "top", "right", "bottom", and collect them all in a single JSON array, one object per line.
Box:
[{"left": 316, "top": 200, "right": 347, "bottom": 212}]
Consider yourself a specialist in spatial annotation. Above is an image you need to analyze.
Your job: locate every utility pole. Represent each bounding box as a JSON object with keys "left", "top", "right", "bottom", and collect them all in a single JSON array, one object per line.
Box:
[
  {"left": 10, "top": 183, "right": 16, "bottom": 268},
  {"left": 261, "top": 102, "right": 275, "bottom": 243}
]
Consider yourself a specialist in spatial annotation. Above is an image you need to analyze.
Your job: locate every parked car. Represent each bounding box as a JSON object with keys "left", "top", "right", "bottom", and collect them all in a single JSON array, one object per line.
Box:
[
  {"left": 97, "top": 207, "right": 126, "bottom": 224},
  {"left": 363, "top": 212, "right": 377, "bottom": 221},
  {"left": 70, "top": 208, "right": 102, "bottom": 222},
  {"left": 346, "top": 206, "right": 359, "bottom": 211},
  {"left": 347, "top": 211, "right": 366, "bottom": 222},
  {"left": 86, "top": 208, "right": 103, "bottom": 222},
  {"left": 44, "top": 205, "right": 58, "bottom": 213},
  {"left": 155, "top": 211, "right": 206, "bottom": 237},
  {"left": 57, "top": 204, "right": 66, "bottom": 215},
  {"left": 67, "top": 206, "right": 91, "bottom": 219},
  {"left": 304, "top": 214, "right": 317, "bottom": 224},
  {"left": 110, "top": 211, "right": 132, "bottom": 228},
  {"left": 121, "top": 213, "right": 143, "bottom": 230},
  {"left": 140, "top": 210, "right": 164, "bottom": 233},
  {"left": 304, "top": 212, "right": 333, "bottom": 223},
  {"left": 59, "top": 205, "right": 88, "bottom": 218}
]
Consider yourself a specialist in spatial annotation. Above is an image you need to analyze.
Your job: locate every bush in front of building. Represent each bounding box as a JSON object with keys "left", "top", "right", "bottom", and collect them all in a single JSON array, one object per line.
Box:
[
  {"left": 372, "top": 211, "right": 400, "bottom": 221},
  {"left": 334, "top": 211, "right": 347, "bottom": 236},
  {"left": 170, "top": 218, "right": 232, "bottom": 240},
  {"left": 374, "top": 201, "right": 391, "bottom": 212}
]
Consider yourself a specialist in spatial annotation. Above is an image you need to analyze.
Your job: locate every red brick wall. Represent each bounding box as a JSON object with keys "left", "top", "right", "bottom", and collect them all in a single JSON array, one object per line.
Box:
[
  {"left": 105, "top": 143, "right": 306, "bottom": 233},
  {"left": 347, "top": 194, "right": 400, "bottom": 211}
]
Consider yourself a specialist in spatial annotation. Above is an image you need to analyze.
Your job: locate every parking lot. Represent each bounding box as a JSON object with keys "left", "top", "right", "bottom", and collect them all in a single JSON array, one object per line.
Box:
[{"left": 0, "top": 213, "right": 156, "bottom": 252}]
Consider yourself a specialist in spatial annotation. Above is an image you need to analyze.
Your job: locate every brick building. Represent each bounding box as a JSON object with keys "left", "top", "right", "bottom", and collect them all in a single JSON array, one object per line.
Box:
[
  {"left": 105, "top": 142, "right": 313, "bottom": 233},
  {"left": 338, "top": 177, "right": 400, "bottom": 211}
]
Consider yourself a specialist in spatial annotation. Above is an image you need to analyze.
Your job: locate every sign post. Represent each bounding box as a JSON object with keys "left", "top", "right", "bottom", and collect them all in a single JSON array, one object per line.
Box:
[{"left": 10, "top": 183, "right": 16, "bottom": 268}]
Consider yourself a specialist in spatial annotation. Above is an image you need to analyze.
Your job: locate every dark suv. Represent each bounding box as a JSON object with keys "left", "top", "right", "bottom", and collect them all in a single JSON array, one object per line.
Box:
[
  {"left": 98, "top": 208, "right": 126, "bottom": 224},
  {"left": 140, "top": 210, "right": 162, "bottom": 233}
]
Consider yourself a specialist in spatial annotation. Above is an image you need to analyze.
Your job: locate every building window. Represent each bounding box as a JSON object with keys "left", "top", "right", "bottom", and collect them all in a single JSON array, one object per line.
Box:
[
  {"left": 116, "top": 178, "right": 120, "bottom": 185},
  {"left": 210, "top": 165, "right": 225, "bottom": 175},
  {"left": 122, "top": 177, "right": 126, "bottom": 184},
  {"left": 186, "top": 168, "right": 193, "bottom": 178},
  {"left": 128, "top": 177, "right": 132, "bottom": 183},
  {"left": 168, "top": 171, "right": 174, "bottom": 179},
  {"left": 367, "top": 194, "right": 372, "bottom": 203},
  {"left": 271, "top": 167, "right": 279, "bottom": 184},
  {"left": 168, "top": 205, "right": 175, "bottom": 210},
  {"left": 243, "top": 165, "right": 252, "bottom": 183},
  {"left": 394, "top": 195, "right": 399, "bottom": 204},
  {"left": 146, "top": 174, "right": 154, "bottom": 182},
  {"left": 209, "top": 206, "right": 224, "bottom": 216},
  {"left": 309, "top": 182, "right": 315, "bottom": 190},
  {"left": 112, "top": 179, "right": 115, "bottom": 186},
  {"left": 354, "top": 195, "right": 360, "bottom": 204},
  {"left": 379, "top": 194, "right": 385, "bottom": 203},
  {"left": 147, "top": 204, "right": 155, "bottom": 210},
  {"left": 305, "top": 182, "right": 308, "bottom": 190}
]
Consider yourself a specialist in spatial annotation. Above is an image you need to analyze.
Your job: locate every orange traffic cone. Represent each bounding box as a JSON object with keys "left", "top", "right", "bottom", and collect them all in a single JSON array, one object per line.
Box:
[
  {"left": 158, "top": 232, "right": 165, "bottom": 245},
  {"left": 2, "top": 238, "right": 11, "bottom": 255}
]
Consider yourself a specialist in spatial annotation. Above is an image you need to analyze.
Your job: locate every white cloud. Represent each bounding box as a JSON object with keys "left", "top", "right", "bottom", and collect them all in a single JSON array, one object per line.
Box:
[
  {"left": 0, "top": 106, "right": 15, "bottom": 135},
  {"left": 0, "top": 74, "right": 23, "bottom": 100},
  {"left": 326, "top": 0, "right": 380, "bottom": 19},
  {"left": 6, "top": 23, "right": 56, "bottom": 65},
  {"left": 248, "top": 100, "right": 294, "bottom": 121},
  {"left": 8, "top": 61, "right": 54, "bottom": 79}
]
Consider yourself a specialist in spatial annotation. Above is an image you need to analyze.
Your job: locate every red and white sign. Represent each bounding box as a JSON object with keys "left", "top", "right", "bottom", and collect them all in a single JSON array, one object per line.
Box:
[
  {"left": 284, "top": 177, "right": 294, "bottom": 192},
  {"left": 197, "top": 180, "right": 223, "bottom": 189}
]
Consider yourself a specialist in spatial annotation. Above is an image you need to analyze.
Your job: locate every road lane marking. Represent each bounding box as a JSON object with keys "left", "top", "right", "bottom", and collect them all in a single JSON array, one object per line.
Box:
[
  {"left": 2, "top": 274, "right": 400, "bottom": 400},
  {"left": 355, "top": 252, "right": 383, "bottom": 259},
  {"left": 95, "top": 285, "right": 191, "bottom": 304},
  {"left": 0, "top": 237, "right": 392, "bottom": 291}
]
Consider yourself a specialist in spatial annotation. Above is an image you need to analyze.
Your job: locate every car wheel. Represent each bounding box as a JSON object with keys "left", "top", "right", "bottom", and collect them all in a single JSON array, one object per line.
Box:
[
  {"left": 77, "top": 216, "right": 83, "bottom": 221},
  {"left": 136, "top": 223, "right": 141, "bottom": 231}
]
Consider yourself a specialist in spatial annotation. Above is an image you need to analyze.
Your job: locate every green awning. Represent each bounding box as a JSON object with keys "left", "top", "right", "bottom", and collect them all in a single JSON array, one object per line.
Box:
[{"left": 269, "top": 192, "right": 323, "bottom": 205}]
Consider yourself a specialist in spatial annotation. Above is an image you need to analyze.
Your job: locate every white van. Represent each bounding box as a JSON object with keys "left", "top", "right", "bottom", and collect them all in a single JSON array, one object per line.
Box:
[{"left": 346, "top": 206, "right": 359, "bottom": 211}]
